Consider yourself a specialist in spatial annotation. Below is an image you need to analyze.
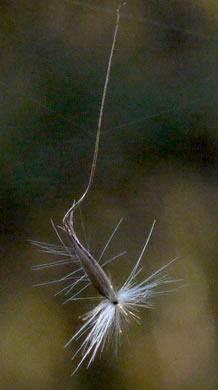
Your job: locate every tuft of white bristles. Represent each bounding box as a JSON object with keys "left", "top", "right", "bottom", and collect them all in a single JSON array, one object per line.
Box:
[
  {"left": 32, "top": 219, "right": 181, "bottom": 375},
  {"left": 32, "top": 4, "right": 182, "bottom": 375},
  {"left": 31, "top": 218, "right": 125, "bottom": 300}
]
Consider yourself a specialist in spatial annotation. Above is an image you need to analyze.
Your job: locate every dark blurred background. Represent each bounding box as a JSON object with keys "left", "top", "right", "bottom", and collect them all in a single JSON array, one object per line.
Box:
[{"left": 0, "top": 1, "right": 217, "bottom": 389}]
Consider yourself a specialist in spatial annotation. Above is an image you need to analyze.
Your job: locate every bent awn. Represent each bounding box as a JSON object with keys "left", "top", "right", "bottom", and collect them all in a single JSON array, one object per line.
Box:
[{"left": 32, "top": 4, "right": 181, "bottom": 376}]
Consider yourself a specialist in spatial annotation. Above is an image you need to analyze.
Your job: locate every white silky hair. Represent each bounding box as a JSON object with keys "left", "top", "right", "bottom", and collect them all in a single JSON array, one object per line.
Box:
[
  {"left": 32, "top": 219, "right": 181, "bottom": 375},
  {"left": 32, "top": 217, "right": 125, "bottom": 300},
  {"left": 31, "top": 4, "right": 182, "bottom": 375}
]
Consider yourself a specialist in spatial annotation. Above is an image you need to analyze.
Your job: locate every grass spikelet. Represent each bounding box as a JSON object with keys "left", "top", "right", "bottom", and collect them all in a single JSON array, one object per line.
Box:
[{"left": 32, "top": 3, "right": 182, "bottom": 375}]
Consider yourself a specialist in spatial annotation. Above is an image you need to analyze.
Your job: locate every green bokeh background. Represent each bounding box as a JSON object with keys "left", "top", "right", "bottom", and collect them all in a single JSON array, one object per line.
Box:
[{"left": 0, "top": 1, "right": 217, "bottom": 389}]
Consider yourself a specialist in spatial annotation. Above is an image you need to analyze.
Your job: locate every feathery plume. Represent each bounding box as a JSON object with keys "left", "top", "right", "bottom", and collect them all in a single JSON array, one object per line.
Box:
[{"left": 32, "top": 3, "right": 181, "bottom": 375}]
